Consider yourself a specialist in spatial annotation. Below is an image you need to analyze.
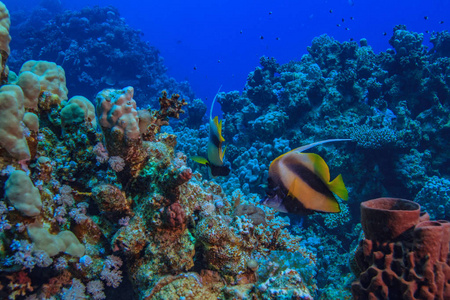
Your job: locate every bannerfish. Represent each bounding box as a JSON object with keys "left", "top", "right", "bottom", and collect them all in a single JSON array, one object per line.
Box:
[
  {"left": 260, "top": 139, "right": 351, "bottom": 214},
  {"left": 191, "top": 87, "right": 230, "bottom": 177}
]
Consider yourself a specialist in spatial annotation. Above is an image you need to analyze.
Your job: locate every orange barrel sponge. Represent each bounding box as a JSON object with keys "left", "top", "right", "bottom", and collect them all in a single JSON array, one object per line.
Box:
[{"left": 352, "top": 197, "right": 450, "bottom": 300}]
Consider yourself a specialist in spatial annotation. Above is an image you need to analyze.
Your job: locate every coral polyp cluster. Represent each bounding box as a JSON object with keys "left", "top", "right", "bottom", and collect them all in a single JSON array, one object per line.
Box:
[{"left": 0, "top": 2, "right": 315, "bottom": 299}]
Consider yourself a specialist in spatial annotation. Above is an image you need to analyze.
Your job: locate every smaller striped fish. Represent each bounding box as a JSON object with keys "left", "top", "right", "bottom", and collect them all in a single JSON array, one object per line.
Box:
[
  {"left": 260, "top": 139, "right": 351, "bottom": 214},
  {"left": 191, "top": 86, "right": 230, "bottom": 177}
]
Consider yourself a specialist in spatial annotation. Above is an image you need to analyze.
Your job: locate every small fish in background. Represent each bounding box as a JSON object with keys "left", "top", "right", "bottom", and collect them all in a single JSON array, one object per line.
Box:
[
  {"left": 424, "top": 16, "right": 429, "bottom": 20},
  {"left": 261, "top": 139, "right": 351, "bottom": 215},
  {"left": 240, "top": 30, "right": 243, "bottom": 34},
  {"left": 191, "top": 87, "right": 230, "bottom": 177},
  {"left": 383, "top": 32, "right": 387, "bottom": 36},
  {"left": 439, "top": 20, "right": 445, "bottom": 24},
  {"left": 260, "top": 35, "right": 264, "bottom": 39},
  {"left": 269, "top": 11, "right": 273, "bottom": 15},
  {"left": 329, "top": 9, "right": 333, "bottom": 13}
]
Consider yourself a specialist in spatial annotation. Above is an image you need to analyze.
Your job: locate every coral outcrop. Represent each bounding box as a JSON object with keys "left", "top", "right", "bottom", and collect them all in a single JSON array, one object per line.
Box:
[{"left": 0, "top": 2, "right": 315, "bottom": 299}]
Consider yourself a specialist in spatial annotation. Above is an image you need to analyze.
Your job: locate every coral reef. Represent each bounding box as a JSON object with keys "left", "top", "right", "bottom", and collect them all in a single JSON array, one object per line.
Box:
[
  {"left": 0, "top": 2, "right": 316, "bottom": 299},
  {"left": 174, "top": 25, "right": 450, "bottom": 298},
  {"left": 2, "top": 0, "right": 450, "bottom": 297}
]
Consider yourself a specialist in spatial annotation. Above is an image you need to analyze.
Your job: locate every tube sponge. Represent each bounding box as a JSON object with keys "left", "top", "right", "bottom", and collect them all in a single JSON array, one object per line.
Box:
[
  {"left": 5, "top": 170, "right": 42, "bottom": 216},
  {"left": 27, "top": 222, "right": 85, "bottom": 257},
  {"left": 0, "top": 85, "right": 31, "bottom": 161}
]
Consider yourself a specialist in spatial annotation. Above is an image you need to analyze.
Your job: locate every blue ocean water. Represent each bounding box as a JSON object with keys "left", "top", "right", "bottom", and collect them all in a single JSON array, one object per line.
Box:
[{"left": 4, "top": 0, "right": 449, "bottom": 111}]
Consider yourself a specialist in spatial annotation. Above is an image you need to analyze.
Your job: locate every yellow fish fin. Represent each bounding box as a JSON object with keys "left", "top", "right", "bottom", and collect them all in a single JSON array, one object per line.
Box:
[
  {"left": 221, "top": 145, "right": 227, "bottom": 161},
  {"left": 190, "top": 156, "right": 209, "bottom": 165},
  {"left": 213, "top": 116, "right": 225, "bottom": 142},
  {"left": 329, "top": 174, "right": 348, "bottom": 201},
  {"left": 319, "top": 197, "right": 341, "bottom": 213},
  {"left": 304, "top": 153, "right": 331, "bottom": 183}
]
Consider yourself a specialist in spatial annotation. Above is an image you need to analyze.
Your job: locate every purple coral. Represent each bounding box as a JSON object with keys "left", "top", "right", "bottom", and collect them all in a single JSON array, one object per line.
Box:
[
  {"left": 54, "top": 257, "right": 68, "bottom": 270},
  {"left": 100, "top": 255, "right": 123, "bottom": 288},
  {"left": 56, "top": 185, "right": 75, "bottom": 206},
  {"left": 104, "top": 255, "right": 123, "bottom": 270},
  {"left": 62, "top": 278, "right": 86, "bottom": 300},
  {"left": 87, "top": 280, "right": 106, "bottom": 300},
  {"left": 69, "top": 202, "right": 89, "bottom": 224},
  {"left": 10, "top": 240, "right": 53, "bottom": 269},
  {"left": 93, "top": 142, "right": 109, "bottom": 164},
  {"left": 54, "top": 206, "right": 67, "bottom": 224},
  {"left": 0, "top": 201, "right": 11, "bottom": 232},
  {"left": 108, "top": 156, "right": 126, "bottom": 172},
  {"left": 100, "top": 267, "right": 123, "bottom": 288}
]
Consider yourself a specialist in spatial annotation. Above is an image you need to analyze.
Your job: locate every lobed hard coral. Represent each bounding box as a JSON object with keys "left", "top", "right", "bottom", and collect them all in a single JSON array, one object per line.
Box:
[
  {"left": 0, "top": 1, "right": 9, "bottom": 83},
  {"left": 0, "top": 84, "right": 31, "bottom": 161}
]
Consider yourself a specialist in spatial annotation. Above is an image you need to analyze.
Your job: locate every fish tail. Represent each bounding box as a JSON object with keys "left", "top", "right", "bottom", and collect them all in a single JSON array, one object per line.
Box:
[
  {"left": 210, "top": 85, "right": 223, "bottom": 120},
  {"left": 329, "top": 174, "right": 348, "bottom": 200}
]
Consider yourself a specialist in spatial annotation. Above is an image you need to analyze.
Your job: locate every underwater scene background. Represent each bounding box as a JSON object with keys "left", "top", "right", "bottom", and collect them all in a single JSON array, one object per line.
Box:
[{"left": 0, "top": 0, "right": 449, "bottom": 299}]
